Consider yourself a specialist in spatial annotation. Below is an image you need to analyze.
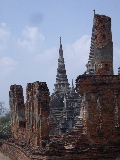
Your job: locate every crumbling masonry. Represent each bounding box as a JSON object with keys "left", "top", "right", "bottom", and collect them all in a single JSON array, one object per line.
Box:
[
  {"left": 76, "top": 14, "right": 120, "bottom": 144},
  {"left": 9, "top": 81, "right": 50, "bottom": 147}
]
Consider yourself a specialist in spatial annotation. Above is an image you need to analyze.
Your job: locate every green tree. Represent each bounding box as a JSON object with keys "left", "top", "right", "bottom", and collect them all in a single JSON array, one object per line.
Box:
[{"left": 0, "top": 112, "right": 11, "bottom": 139}]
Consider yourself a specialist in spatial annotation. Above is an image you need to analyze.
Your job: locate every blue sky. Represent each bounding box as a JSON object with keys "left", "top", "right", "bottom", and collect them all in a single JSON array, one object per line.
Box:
[{"left": 0, "top": 0, "right": 120, "bottom": 109}]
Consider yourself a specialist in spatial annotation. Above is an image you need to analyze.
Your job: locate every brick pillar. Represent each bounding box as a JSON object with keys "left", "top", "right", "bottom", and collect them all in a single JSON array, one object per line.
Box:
[
  {"left": 9, "top": 85, "right": 25, "bottom": 139},
  {"left": 26, "top": 83, "right": 34, "bottom": 143},
  {"left": 26, "top": 81, "right": 50, "bottom": 147},
  {"left": 94, "top": 14, "right": 113, "bottom": 75}
]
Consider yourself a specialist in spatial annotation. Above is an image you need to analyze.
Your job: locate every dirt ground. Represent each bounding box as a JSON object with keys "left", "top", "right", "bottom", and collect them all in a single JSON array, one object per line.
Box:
[{"left": 0, "top": 151, "right": 12, "bottom": 160}]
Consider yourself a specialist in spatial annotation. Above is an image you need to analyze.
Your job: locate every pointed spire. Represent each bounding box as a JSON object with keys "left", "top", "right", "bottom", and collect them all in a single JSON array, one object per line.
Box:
[
  {"left": 60, "top": 37, "right": 61, "bottom": 45},
  {"left": 71, "top": 79, "right": 75, "bottom": 94},
  {"left": 59, "top": 37, "right": 63, "bottom": 59},
  {"left": 54, "top": 38, "right": 70, "bottom": 93},
  {"left": 71, "top": 79, "right": 74, "bottom": 90},
  {"left": 60, "top": 37, "right": 62, "bottom": 49},
  {"left": 93, "top": 9, "right": 95, "bottom": 16},
  {"left": 85, "top": 12, "right": 95, "bottom": 75},
  {"left": 72, "top": 79, "right": 73, "bottom": 87}
]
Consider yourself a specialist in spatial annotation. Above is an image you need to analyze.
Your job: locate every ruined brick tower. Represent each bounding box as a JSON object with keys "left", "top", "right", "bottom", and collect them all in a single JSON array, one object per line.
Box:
[
  {"left": 76, "top": 13, "right": 120, "bottom": 145},
  {"left": 85, "top": 13, "right": 113, "bottom": 75},
  {"left": 94, "top": 14, "right": 113, "bottom": 75}
]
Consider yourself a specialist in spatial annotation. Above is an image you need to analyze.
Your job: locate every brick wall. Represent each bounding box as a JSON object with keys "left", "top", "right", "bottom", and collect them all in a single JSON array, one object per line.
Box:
[{"left": 76, "top": 75, "right": 120, "bottom": 144}]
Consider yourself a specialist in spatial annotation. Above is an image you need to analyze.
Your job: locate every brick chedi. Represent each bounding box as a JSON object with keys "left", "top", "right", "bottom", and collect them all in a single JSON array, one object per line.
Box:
[
  {"left": 50, "top": 38, "right": 81, "bottom": 136},
  {"left": 76, "top": 13, "right": 120, "bottom": 145},
  {"left": 50, "top": 37, "right": 71, "bottom": 136}
]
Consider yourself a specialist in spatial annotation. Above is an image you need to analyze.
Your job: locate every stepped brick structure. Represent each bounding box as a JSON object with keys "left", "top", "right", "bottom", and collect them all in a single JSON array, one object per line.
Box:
[
  {"left": 9, "top": 81, "right": 50, "bottom": 147},
  {"left": 54, "top": 37, "right": 70, "bottom": 93},
  {"left": 50, "top": 38, "right": 81, "bottom": 135},
  {"left": 85, "top": 12, "right": 95, "bottom": 75}
]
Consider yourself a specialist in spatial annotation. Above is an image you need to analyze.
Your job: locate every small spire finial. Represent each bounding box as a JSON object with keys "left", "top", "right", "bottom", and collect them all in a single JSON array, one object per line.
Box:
[
  {"left": 60, "top": 37, "right": 61, "bottom": 45},
  {"left": 93, "top": 9, "right": 95, "bottom": 16},
  {"left": 72, "top": 79, "right": 73, "bottom": 86}
]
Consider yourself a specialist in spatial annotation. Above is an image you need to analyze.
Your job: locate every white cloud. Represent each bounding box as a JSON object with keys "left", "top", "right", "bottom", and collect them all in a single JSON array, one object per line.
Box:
[
  {"left": 64, "top": 35, "right": 91, "bottom": 81},
  {"left": 0, "top": 23, "right": 11, "bottom": 52},
  {"left": 18, "top": 26, "right": 45, "bottom": 52},
  {"left": 35, "top": 47, "right": 57, "bottom": 62},
  {"left": 0, "top": 24, "right": 45, "bottom": 56},
  {"left": 72, "top": 35, "right": 91, "bottom": 55},
  {"left": 0, "top": 57, "right": 18, "bottom": 76}
]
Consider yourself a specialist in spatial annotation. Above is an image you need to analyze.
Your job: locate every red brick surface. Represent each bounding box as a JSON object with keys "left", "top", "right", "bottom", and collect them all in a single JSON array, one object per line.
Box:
[
  {"left": 94, "top": 14, "right": 112, "bottom": 47},
  {"left": 9, "top": 81, "right": 50, "bottom": 147},
  {"left": 76, "top": 75, "right": 120, "bottom": 144}
]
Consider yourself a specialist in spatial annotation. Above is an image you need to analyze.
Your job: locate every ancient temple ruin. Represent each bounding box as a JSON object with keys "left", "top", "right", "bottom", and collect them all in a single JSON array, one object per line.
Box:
[
  {"left": 9, "top": 82, "right": 50, "bottom": 147},
  {"left": 0, "top": 12, "right": 120, "bottom": 160}
]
